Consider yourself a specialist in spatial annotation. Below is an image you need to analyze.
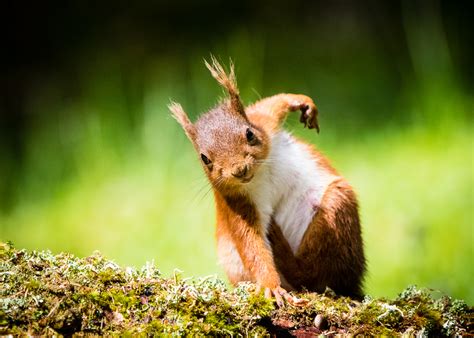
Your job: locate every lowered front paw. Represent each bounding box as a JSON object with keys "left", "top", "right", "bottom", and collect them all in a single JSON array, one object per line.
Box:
[{"left": 256, "top": 285, "right": 307, "bottom": 307}]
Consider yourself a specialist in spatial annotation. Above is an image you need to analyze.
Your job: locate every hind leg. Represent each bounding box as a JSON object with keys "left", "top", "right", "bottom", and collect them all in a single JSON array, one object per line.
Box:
[{"left": 269, "top": 180, "right": 366, "bottom": 298}]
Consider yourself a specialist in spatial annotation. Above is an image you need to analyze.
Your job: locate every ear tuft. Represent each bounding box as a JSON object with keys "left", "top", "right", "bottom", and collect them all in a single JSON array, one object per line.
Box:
[
  {"left": 169, "top": 101, "right": 189, "bottom": 125},
  {"left": 168, "top": 101, "right": 197, "bottom": 143},
  {"left": 205, "top": 56, "right": 239, "bottom": 96},
  {"left": 204, "top": 56, "right": 246, "bottom": 118}
]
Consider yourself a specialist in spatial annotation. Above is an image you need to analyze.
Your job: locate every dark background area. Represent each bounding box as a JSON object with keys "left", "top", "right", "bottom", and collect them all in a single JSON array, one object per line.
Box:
[{"left": 2, "top": 1, "right": 472, "bottom": 163}]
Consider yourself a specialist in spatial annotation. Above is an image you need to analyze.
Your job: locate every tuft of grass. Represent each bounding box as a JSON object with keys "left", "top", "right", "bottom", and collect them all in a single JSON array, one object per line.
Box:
[{"left": 1, "top": 243, "right": 472, "bottom": 336}]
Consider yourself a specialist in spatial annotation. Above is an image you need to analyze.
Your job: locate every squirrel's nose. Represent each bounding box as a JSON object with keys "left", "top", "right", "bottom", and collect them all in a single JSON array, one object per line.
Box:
[{"left": 232, "top": 165, "right": 248, "bottom": 178}]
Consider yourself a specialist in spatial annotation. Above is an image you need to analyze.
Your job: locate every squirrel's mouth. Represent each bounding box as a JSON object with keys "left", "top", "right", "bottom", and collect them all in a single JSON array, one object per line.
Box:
[{"left": 240, "top": 174, "right": 254, "bottom": 184}]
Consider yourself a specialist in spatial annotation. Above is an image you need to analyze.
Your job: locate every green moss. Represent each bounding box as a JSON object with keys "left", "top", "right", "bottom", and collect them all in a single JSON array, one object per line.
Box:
[{"left": 0, "top": 243, "right": 472, "bottom": 336}]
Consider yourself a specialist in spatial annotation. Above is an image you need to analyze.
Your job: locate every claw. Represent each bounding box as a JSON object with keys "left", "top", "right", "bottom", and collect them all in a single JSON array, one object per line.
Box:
[
  {"left": 291, "top": 100, "right": 319, "bottom": 133},
  {"left": 299, "top": 110, "right": 307, "bottom": 125},
  {"left": 258, "top": 285, "right": 307, "bottom": 308},
  {"left": 299, "top": 104, "right": 310, "bottom": 128}
]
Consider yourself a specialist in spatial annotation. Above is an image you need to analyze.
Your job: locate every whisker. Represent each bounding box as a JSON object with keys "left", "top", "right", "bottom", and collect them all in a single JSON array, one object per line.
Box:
[
  {"left": 199, "top": 176, "right": 225, "bottom": 202},
  {"left": 255, "top": 158, "right": 277, "bottom": 164},
  {"left": 198, "top": 184, "right": 215, "bottom": 203},
  {"left": 191, "top": 177, "right": 214, "bottom": 204},
  {"left": 255, "top": 159, "right": 276, "bottom": 169}
]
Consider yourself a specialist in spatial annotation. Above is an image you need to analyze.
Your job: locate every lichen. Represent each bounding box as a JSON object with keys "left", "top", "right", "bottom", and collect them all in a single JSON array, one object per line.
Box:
[{"left": 1, "top": 242, "right": 472, "bottom": 336}]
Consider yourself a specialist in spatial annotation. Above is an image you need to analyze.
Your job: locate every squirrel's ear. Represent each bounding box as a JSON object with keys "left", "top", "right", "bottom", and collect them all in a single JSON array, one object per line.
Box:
[
  {"left": 205, "top": 56, "right": 247, "bottom": 119},
  {"left": 169, "top": 102, "right": 197, "bottom": 144}
]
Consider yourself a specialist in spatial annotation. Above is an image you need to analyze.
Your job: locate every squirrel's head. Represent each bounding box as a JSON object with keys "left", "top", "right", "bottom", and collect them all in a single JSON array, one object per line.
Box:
[{"left": 169, "top": 58, "right": 269, "bottom": 193}]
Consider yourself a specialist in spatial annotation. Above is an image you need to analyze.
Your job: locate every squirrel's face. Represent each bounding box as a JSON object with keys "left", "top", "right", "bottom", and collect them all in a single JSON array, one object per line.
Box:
[
  {"left": 170, "top": 58, "right": 269, "bottom": 193},
  {"left": 194, "top": 107, "right": 270, "bottom": 191}
]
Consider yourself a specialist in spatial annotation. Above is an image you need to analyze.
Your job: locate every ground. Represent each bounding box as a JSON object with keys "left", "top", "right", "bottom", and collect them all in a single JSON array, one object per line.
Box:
[{"left": 1, "top": 242, "right": 472, "bottom": 336}]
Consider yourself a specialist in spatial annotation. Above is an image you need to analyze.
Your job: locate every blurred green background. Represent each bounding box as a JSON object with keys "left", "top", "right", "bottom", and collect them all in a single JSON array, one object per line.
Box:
[{"left": 1, "top": 1, "right": 473, "bottom": 303}]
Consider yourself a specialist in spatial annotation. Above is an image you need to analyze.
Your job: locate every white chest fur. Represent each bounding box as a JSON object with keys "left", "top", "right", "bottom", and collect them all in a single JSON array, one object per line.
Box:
[{"left": 245, "top": 132, "right": 338, "bottom": 253}]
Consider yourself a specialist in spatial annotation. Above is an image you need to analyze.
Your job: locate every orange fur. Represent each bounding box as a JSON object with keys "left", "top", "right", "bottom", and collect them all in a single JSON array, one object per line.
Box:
[
  {"left": 170, "top": 59, "right": 365, "bottom": 302},
  {"left": 246, "top": 93, "right": 319, "bottom": 134},
  {"left": 214, "top": 192, "right": 281, "bottom": 289}
]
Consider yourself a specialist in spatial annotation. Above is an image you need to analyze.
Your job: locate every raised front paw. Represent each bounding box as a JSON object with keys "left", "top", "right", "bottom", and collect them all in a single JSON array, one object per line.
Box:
[{"left": 289, "top": 96, "right": 319, "bottom": 133}]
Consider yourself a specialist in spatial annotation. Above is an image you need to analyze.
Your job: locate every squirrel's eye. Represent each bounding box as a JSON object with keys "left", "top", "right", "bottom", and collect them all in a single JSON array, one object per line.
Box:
[
  {"left": 201, "top": 154, "right": 211, "bottom": 165},
  {"left": 246, "top": 128, "right": 257, "bottom": 144}
]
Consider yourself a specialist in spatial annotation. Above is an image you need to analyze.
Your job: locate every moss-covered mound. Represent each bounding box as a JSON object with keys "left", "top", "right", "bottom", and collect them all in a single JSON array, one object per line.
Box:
[{"left": 1, "top": 242, "right": 472, "bottom": 336}]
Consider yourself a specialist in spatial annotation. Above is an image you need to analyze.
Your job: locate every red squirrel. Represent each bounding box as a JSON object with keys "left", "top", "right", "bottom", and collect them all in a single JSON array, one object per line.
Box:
[{"left": 169, "top": 58, "right": 366, "bottom": 305}]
